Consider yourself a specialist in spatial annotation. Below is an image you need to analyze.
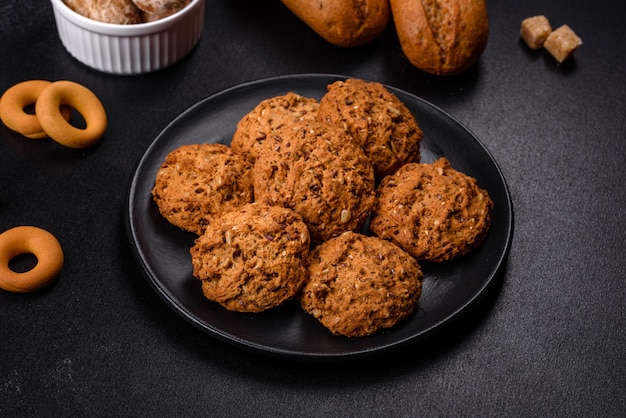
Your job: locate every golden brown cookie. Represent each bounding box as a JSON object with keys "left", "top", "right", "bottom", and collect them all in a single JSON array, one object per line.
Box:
[
  {"left": 317, "top": 78, "right": 423, "bottom": 178},
  {"left": 190, "top": 203, "right": 311, "bottom": 313},
  {"left": 230, "top": 92, "right": 320, "bottom": 165},
  {"left": 253, "top": 120, "right": 376, "bottom": 244},
  {"left": 370, "top": 158, "right": 493, "bottom": 262},
  {"left": 151, "top": 143, "right": 254, "bottom": 236},
  {"left": 299, "top": 231, "right": 423, "bottom": 337},
  {"left": 64, "top": 0, "right": 142, "bottom": 24}
]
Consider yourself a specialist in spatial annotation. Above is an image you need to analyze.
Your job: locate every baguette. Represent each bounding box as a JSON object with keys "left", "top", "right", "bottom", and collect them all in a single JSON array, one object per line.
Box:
[
  {"left": 280, "top": 0, "right": 390, "bottom": 47},
  {"left": 390, "top": 0, "right": 489, "bottom": 75}
]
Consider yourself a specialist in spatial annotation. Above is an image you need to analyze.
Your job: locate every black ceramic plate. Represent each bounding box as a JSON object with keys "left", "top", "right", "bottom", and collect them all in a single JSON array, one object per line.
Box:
[{"left": 126, "top": 74, "right": 513, "bottom": 360}]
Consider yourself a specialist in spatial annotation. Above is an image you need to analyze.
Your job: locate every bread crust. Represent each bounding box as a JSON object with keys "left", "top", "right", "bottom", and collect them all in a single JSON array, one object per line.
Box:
[
  {"left": 390, "top": 0, "right": 489, "bottom": 75},
  {"left": 280, "top": 0, "right": 390, "bottom": 47}
]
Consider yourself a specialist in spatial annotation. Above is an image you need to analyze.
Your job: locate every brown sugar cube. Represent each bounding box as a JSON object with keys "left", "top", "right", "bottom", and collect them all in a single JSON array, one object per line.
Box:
[
  {"left": 544, "top": 25, "right": 583, "bottom": 63},
  {"left": 521, "top": 15, "right": 552, "bottom": 49}
]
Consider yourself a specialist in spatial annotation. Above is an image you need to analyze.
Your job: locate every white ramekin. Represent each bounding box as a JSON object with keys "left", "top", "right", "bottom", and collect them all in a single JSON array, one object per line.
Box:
[{"left": 50, "top": 0, "right": 205, "bottom": 75}]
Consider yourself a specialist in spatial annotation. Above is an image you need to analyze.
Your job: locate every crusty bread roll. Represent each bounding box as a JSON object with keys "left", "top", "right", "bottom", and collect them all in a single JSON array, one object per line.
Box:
[
  {"left": 390, "top": 0, "right": 489, "bottom": 75},
  {"left": 279, "top": 0, "right": 390, "bottom": 47}
]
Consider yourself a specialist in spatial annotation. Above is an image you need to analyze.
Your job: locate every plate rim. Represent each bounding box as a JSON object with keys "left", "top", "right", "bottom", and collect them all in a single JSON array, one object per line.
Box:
[{"left": 125, "top": 73, "right": 514, "bottom": 360}]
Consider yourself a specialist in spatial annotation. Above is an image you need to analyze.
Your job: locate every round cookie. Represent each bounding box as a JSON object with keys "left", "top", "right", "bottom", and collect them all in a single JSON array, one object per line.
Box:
[
  {"left": 370, "top": 158, "right": 493, "bottom": 262},
  {"left": 190, "top": 203, "right": 311, "bottom": 313},
  {"left": 252, "top": 120, "right": 376, "bottom": 244},
  {"left": 317, "top": 78, "right": 423, "bottom": 178},
  {"left": 299, "top": 231, "right": 423, "bottom": 337},
  {"left": 231, "top": 92, "right": 320, "bottom": 165},
  {"left": 151, "top": 143, "right": 254, "bottom": 236}
]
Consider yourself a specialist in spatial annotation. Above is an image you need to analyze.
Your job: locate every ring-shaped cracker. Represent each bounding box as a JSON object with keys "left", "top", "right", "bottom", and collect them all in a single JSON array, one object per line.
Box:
[
  {"left": 35, "top": 80, "right": 107, "bottom": 149},
  {"left": 0, "top": 226, "right": 64, "bottom": 293},
  {"left": 0, "top": 80, "right": 70, "bottom": 140}
]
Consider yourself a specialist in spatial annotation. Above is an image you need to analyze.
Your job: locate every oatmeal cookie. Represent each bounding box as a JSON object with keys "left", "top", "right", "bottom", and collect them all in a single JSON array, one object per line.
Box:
[
  {"left": 370, "top": 158, "right": 493, "bottom": 262},
  {"left": 253, "top": 120, "right": 376, "bottom": 244},
  {"left": 151, "top": 143, "right": 254, "bottom": 236},
  {"left": 231, "top": 92, "right": 320, "bottom": 165},
  {"left": 299, "top": 231, "right": 423, "bottom": 337},
  {"left": 190, "top": 203, "right": 311, "bottom": 312},
  {"left": 317, "top": 78, "right": 423, "bottom": 177}
]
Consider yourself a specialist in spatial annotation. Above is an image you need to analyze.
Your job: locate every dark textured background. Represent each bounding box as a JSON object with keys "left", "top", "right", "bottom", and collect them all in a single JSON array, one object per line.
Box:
[{"left": 1, "top": 1, "right": 625, "bottom": 416}]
